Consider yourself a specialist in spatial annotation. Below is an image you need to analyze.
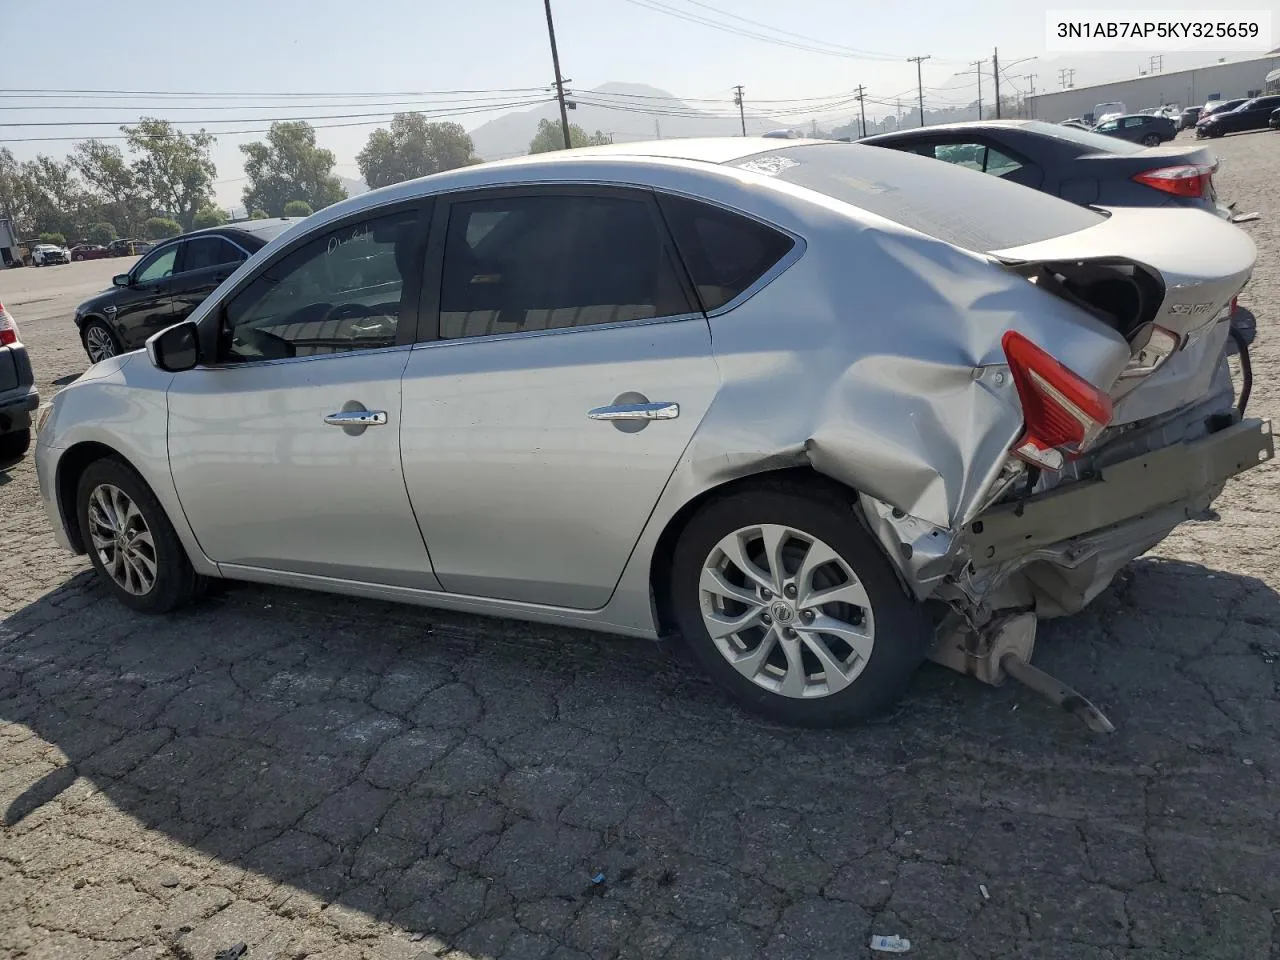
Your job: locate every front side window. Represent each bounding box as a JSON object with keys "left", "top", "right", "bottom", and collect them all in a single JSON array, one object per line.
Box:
[
  {"left": 658, "top": 194, "right": 794, "bottom": 311},
  {"left": 135, "top": 245, "right": 178, "bottom": 283},
  {"left": 184, "top": 236, "right": 245, "bottom": 272},
  {"left": 438, "top": 193, "right": 693, "bottom": 340},
  {"left": 222, "top": 210, "right": 420, "bottom": 362},
  {"left": 1096, "top": 120, "right": 1118, "bottom": 132}
]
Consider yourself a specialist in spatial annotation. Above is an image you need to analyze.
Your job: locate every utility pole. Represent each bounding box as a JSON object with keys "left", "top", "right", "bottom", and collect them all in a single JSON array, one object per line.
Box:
[
  {"left": 1023, "top": 73, "right": 1037, "bottom": 117},
  {"left": 810, "top": 118, "right": 818, "bottom": 138},
  {"left": 895, "top": 97, "right": 902, "bottom": 130},
  {"left": 855, "top": 84, "right": 868, "bottom": 138},
  {"left": 969, "top": 59, "right": 986, "bottom": 120},
  {"left": 654, "top": 118, "right": 661, "bottom": 140},
  {"left": 993, "top": 48, "right": 1001, "bottom": 118},
  {"left": 907, "top": 55, "right": 930, "bottom": 127},
  {"left": 542, "top": 0, "right": 572, "bottom": 149},
  {"left": 1150, "top": 54, "right": 1163, "bottom": 74},
  {"left": 733, "top": 85, "right": 746, "bottom": 136}
]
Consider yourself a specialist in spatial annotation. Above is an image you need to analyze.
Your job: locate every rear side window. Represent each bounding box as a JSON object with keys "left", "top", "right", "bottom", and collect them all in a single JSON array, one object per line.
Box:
[
  {"left": 658, "top": 194, "right": 794, "bottom": 311},
  {"left": 438, "top": 193, "right": 695, "bottom": 339},
  {"left": 183, "top": 236, "right": 246, "bottom": 272},
  {"left": 731, "top": 142, "right": 1105, "bottom": 253}
]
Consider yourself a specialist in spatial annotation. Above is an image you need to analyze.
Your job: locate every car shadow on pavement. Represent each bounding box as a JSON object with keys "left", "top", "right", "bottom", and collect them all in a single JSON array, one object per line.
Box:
[{"left": 2, "top": 558, "right": 1279, "bottom": 957}]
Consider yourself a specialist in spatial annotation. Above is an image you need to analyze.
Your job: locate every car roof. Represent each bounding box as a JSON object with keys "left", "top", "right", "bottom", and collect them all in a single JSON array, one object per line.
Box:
[{"left": 863, "top": 120, "right": 1033, "bottom": 138}]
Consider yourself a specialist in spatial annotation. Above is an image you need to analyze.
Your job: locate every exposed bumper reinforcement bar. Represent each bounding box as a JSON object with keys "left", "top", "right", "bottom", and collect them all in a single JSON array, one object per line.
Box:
[{"left": 966, "top": 417, "right": 1273, "bottom": 567}]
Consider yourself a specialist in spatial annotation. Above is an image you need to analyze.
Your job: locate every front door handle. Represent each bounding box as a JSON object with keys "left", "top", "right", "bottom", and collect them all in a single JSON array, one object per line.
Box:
[
  {"left": 323, "top": 410, "right": 388, "bottom": 427},
  {"left": 588, "top": 401, "right": 680, "bottom": 422}
]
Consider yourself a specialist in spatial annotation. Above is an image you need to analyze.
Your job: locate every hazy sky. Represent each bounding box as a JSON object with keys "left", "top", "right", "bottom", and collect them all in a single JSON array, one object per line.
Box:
[{"left": 2, "top": 0, "right": 1275, "bottom": 207}]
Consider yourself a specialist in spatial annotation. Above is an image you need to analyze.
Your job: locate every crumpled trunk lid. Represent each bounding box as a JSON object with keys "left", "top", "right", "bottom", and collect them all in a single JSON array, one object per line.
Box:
[{"left": 990, "top": 206, "right": 1255, "bottom": 424}]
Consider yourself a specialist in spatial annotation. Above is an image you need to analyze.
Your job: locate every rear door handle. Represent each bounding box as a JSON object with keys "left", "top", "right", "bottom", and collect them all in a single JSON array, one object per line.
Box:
[
  {"left": 323, "top": 410, "right": 388, "bottom": 427},
  {"left": 587, "top": 401, "right": 680, "bottom": 421}
]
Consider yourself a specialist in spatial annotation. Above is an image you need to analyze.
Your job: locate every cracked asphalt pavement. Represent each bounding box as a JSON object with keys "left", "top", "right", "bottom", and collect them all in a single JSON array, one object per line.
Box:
[{"left": 2, "top": 132, "right": 1279, "bottom": 959}]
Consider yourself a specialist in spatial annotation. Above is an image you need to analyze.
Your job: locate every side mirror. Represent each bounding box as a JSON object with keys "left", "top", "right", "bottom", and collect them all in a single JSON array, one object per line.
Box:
[
  {"left": 112, "top": 274, "right": 130, "bottom": 288},
  {"left": 146, "top": 321, "right": 200, "bottom": 373}
]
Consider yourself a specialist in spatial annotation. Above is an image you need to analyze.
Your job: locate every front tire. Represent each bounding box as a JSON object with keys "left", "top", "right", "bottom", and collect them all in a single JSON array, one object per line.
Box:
[
  {"left": 81, "top": 319, "right": 122, "bottom": 364},
  {"left": 1142, "top": 133, "right": 1161, "bottom": 146},
  {"left": 76, "top": 458, "right": 203, "bottom": 613},
  {"left": 669, "top": 484, "right": 932, "bottom": 727}
]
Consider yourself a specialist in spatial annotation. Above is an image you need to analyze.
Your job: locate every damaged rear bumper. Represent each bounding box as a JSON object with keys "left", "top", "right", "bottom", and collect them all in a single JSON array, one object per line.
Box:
[{"left": 965, "top": 416, "right": 1273, "bottom": 567}]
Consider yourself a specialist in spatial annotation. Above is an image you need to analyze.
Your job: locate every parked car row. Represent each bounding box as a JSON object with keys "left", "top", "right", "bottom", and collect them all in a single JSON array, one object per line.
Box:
[
  {"left": 38, "top": 133, "right": 1268, "bottom": 727},
  {"left": 1195, "top": 94, "right": 1280, "bottom": 137}
]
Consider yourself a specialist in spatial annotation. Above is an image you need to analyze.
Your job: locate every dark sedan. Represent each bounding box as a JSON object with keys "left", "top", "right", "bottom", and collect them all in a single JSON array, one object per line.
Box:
[
  {"left": 69, "top": 244, "right": 110, "bottom": 261},
  {"left": 859, "top": 119, "right": 1226, "bottom": 216},
  {"left": 1092, "top": 113, "right": 1177, "bottom": 146},
  {"left": 74, "top": 219, "right": 297, "bottom": 363},
  {"left": 1196, "top": 94, "right": 1280, "bottom": 137}
]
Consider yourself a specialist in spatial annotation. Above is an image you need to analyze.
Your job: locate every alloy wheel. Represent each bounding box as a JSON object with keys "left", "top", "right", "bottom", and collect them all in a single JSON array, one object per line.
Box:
[
  {"left": 698, "top": 523, "right": 875, "bottom": 699},
  {"left": 87, "top": 483, "right": 158, "bottom": 596},
  {"left": 85, "top": 325, "right": 117, "bottom": 363}
]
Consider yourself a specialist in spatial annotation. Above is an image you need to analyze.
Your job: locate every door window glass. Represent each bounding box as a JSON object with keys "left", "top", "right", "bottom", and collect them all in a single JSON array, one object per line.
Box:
[
  {"left": 658, "top": 194, "right": 794, "bottom": 310},
  {"left": 931, "top": 142, "right": 1023, "bottom": 178},
  {"left": 222, "top": 210, "right": 421, "bottom": 362},
  {"left": 438, "top": 193, "right": 693, "bottom": 339},
  {"left": 184, "top": 236, "right": 245, "bottom": 272},
  {"left": 1122, "top": 117, "right": 1146, "bottom": 128},
  {"left": 135, "top": 245, "right": 178, "bottom": 283}
]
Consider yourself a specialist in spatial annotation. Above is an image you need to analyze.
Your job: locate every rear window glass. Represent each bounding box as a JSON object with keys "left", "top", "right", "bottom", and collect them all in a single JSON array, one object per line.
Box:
[
  {"left": 727, "top": 142, "right": 1106, "bottom": 253},
  {"left": 658, "top": 194, "right": 795, "bottom": 310}
]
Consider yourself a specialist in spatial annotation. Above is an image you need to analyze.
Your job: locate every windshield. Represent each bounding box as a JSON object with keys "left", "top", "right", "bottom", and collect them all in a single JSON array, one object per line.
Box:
[
  {"left": 1023, "top": 120, "right": 1146, "bottom": 154},
  {"left": 729, "top": 142, "right": 1105, "bottom": 253}
]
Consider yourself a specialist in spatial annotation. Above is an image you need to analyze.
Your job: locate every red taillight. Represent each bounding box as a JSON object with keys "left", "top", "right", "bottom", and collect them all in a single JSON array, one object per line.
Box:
[
  {"left": 1002, "top": 330, "right": 1114, "bottom": 471},
  {"left": 1133, "top": 163, "right": 1216, "bottom": 199},
  {"left": 0, "top": 304, "right": 16, "bottom": 346}
]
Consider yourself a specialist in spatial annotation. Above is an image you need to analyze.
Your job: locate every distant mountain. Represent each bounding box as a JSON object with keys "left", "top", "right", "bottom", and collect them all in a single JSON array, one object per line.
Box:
[
  {"left": 339, "top": 176, "right": 369, "bottom": 197},
  {"left": 468, "top": 82, "right": 787, "bottom": 160}
]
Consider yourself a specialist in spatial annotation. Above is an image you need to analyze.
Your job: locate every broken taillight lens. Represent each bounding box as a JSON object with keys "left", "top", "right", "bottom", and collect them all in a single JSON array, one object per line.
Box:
[
  {"left": 1133, "top": 162, "right": 1217, "bottom": 199},
  {"left": 0, "top": 304, "right": 17, "bottom": 346},
  {"left": 1002, "top": 330, "right": 1115, "bottom": 471}
]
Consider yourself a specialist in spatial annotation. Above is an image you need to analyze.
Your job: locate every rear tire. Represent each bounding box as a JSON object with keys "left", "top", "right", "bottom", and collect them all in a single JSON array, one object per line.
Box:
[
  {"left": 0, "top": 429, "right": 31, "bottom": 461},
  {"left": 669, "top": 484, "right": 932, "bottom": 727},
  {"left": 76, "top": 458, "right": 204, "bottom": 613}
]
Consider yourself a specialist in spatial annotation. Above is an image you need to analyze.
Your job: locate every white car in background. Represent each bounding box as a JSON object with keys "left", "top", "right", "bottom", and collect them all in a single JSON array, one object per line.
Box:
[
  {"left": 1093, "top": 101, "right": 1127, "bottom": 125},
  {"left": 31, "top": 243, "right": 69, "bottom": 266}
]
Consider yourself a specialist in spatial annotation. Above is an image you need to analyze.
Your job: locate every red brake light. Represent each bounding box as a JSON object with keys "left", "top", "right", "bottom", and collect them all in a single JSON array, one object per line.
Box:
[
  {"left": 0, "top": 304, "right": 16, "bottom": 346},
  {"left": 1133, "top": 163, "right": 1216, "bottom": 199},
  {"left": 1002, "top": 330, "right": 1114, "bottom": 471}
]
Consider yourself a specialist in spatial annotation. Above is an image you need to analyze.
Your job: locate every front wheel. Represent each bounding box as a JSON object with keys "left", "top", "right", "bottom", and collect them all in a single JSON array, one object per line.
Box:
[
  {"left": 81, "top": 319, "right": 121, "bottom": 364},
  {"left": 669, "top": 485, "right": 932, "bottom": 727},
  {"left": 76, "top": 458, "right": 204, "bottom": 613},
  {"left": 1142, "top": 133, "right": 1161, "bottom": 146}
]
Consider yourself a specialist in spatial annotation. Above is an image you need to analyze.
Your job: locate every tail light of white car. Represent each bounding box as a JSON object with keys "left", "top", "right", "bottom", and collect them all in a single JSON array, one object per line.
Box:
[
  {"left": 1132, "top": 162, "right": 1217, "bottom": 199},
  {"left": 0, "top": 303, "right": 17, "bottom": 346},
  {"left": 1002, "top": 330, "right": 1115, "bottom": 471}
]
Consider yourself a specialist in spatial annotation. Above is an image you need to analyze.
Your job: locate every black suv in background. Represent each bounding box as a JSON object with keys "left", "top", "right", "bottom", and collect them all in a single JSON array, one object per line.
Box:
[
  {"left": 0, "top": 302, "right": 38, "bottom": 461},
  {"left": 74, "top": 219, "right": 298, "bottom": 363}
]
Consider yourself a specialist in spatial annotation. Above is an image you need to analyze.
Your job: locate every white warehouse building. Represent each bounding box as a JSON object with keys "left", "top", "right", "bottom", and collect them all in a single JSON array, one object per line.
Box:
[{"left": 1027, "top": 54, "right": 1280, "bottom": 122}]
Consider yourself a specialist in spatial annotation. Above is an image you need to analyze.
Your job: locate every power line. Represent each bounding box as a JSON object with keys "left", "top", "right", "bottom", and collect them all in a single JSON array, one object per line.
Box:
[
  {"left": 617, "top": 0, "right": 932, "bottom": 62},
  {"left": 0, "top": 98, "right": 553, "bottom": 129},
  {"left": 0, "top": 99, "right": 557, "bottom": 143},
  {"left": 0, "top": 86, "right": 547, "bottom": 99}
]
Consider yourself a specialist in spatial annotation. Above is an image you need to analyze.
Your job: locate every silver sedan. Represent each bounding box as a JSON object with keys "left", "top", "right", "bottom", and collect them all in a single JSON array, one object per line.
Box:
[{"left": 34, "top": 138, "right": 1273, "bottom": 727}]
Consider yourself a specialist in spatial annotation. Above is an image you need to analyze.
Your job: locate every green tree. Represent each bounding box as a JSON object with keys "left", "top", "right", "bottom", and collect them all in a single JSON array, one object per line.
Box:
[
  {"left": 357, "top": 114, "right": 478, "bottom": 189},
  {"left": 86, "top": 222, "right": 116, "bottom": 245},
  {"left": 39, "top": 231, "right": 67, "bottom": 246},
  {"left": 250, "top": 209, "right": 268, "bottom": 220},
  {"left": 14, "top": 156, "right": 85, "bottom": 238},
  {"left": 144, "top": 216, "right": 182, "bottom": 239},
  {"left": 283, "top": 199, "right": 314, "bottom": 218},
  {"left": 241, "top": 121, "right": 346, "bottom": 217},
  {"left": 528, "top": 119, "right": 612, "bottom": 154},
  {"left": 122, "top": 119, "right": 217, "bottom": 231},
  {"left": 70, "top": 139, "right": 146, "bottom": 236},
  {"left": 0, "top": 148, "right": 25, "bottom": 231},
  {"left": 192, "top": 206, "right": 228, "bottom": 229}
]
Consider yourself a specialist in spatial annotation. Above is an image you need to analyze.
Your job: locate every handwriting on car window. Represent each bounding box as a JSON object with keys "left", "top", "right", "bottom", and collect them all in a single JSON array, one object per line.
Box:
[{"left": 326, "top": 225, "right": 373, "bottom": 258}]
